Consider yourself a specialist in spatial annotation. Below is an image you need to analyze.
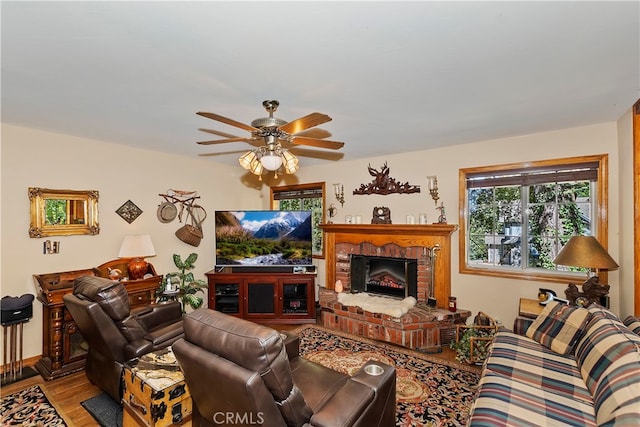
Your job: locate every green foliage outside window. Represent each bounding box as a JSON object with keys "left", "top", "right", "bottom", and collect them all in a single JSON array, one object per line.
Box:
[
  {"left": 468, "top": 181, "right": 592, "bottom": 273},
  {"left": 279, "top": 197, "right": 323, "bottom": 255}
]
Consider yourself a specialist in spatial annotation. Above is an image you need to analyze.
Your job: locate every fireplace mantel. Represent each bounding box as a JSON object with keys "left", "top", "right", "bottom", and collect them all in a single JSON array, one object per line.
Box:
[{"left": 321, "top": 223, "right": 458, "bottom": 307}]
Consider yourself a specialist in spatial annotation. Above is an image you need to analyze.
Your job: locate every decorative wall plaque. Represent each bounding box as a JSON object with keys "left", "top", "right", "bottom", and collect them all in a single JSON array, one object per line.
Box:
[
  {"left": 353, "top": 162, "right": 421, "bottom": 195},
  {"left": 116, "top": 200, "right": 143, "bottom": 224}
]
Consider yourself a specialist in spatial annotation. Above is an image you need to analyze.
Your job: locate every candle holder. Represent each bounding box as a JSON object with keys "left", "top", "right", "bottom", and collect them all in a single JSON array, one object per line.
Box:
[
  {"left": 427, "top": 176, "right": 439, "bottom": 206},
  {"left": 327, "top": 203, "right": 337, "bottom": 223},
  {"left": 333, "top": 183, "right": 345, "bottom": 207}
]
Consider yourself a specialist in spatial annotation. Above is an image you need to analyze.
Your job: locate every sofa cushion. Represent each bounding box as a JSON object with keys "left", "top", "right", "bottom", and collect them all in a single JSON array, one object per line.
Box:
[
  {"left": 468, "top": 371, "right": 596, "bottom": 427},
  {"left": 484, "top": 331, "right": 592, "bottom": 405},
  {"left": 575, "top": 310, "right": 640, "bottom": 426},
  {"left": 526, "top": 301, "right": 591, "bottom": 355},
  {"left": 623, "top": 315, "right": 640, "bottom": 335}
]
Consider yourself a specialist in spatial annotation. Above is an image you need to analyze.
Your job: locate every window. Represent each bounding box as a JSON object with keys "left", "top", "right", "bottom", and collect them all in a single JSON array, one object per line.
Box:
[
  {"left": 459, "top": 155, "right": 608, "bottom": 283},
  {"left": 271, "top": 182, "right": 326, "bottom": 258}
]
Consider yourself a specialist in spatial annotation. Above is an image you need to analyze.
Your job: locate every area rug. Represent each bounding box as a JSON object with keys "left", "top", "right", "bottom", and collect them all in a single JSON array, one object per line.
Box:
[
  {"left": 80, "top": 393, "right": 122, "bottom": 427},
  {"left": 292, "top": 325, "right": 480, "bottom": 427},
  {"left": 0, "top": 384, "right": 70, "bottom": 426}
]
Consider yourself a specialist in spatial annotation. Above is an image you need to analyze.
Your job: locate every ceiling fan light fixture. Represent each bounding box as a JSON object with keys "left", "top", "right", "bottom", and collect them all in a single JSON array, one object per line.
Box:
[
  {"left": 282, "top": 150, "right": 299, "bottom": 174},
  {"left": 260, "top": 153, "right": 283, "bottom": 171},
  {"left": 284, "top": 161, "right": 299, "bottom": 175},
  {"left": 198, "top": 100, "right": 344, "bottom": 178},
  {"left": 238, "top": 150, "right": 257, "bottom": 170},
  {"left": 249, "top": 158, "right": 264, "bottom": 176}
]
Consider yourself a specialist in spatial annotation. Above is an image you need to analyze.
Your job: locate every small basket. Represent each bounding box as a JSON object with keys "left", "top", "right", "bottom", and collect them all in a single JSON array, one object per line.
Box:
[
  {"left": 175, "top": 205, "right": 206, "bottom": 247},
  {"left": 453, "top": 311, "right": 499, "bottom": 364}
]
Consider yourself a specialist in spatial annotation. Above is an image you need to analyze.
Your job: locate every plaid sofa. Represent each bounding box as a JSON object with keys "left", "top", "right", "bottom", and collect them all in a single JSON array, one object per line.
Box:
[{"left": 468, "top": 303, "right": 640, "bottom": 426}]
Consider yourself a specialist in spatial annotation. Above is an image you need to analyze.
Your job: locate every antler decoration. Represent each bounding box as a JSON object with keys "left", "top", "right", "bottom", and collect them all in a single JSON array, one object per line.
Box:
[{"left": 353, "top": 162, "right": 421, "bottom": 195}]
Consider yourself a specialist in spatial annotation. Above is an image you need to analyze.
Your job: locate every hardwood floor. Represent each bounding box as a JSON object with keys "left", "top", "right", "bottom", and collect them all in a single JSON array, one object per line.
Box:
[{"left": 2, "top": 323, "right": 469, "bottom": 426}]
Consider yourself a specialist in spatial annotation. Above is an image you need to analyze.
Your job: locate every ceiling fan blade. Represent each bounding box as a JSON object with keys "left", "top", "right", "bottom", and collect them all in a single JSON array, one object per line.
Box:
[
  {"left": 291, "top": 136, "right": 344, "bottom": 150},
  {"left": 196, "top": 137, "right": 252, "bottom": 145},
  {"left": 198, "top": 128, "right": 243, "bottom": 139},
  {"left": 294, "top": 128, "right": 333, "bottom": 139},
  {"left": 279, "top": 112, "right": 332, "bottom": 134},
  {"left": 199, "top": 150, "right": 249, "bottom": 157},
  {"left": 290, "top": 147, "right": 345, "bottom": 161},
  {"left": 197, "top": 112, "right": 258, "bottom": 133}
]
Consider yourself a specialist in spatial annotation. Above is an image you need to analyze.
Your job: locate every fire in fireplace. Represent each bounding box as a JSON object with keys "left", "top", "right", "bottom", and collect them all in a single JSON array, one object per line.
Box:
[{"left": 350, "top": 255, "right": 418, "bottom": 299}]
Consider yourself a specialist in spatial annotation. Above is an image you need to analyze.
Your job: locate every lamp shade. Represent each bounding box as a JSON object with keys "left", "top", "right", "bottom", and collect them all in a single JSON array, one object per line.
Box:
[
  {"left": 118, "top": 234, "right": 156, "bottom": 258},
  {"left": 238, "top": 151, "right": 257, "bottom": 170},
  {"left": 249, "top": 158, "right": 264, "bottom": 176},
  {"left": 553, "top": 236, "right": 618, "bottom": 271}
]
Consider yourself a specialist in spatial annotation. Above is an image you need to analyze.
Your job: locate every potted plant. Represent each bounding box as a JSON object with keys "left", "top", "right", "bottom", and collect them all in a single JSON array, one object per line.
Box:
[{"left": 158, "top": 253, "right": 207, "bottom": 313}]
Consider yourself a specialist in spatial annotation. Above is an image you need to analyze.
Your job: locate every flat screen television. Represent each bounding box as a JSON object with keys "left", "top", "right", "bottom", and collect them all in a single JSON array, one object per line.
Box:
[{"left": 215, "top": 210, "right": 313, "bottom": 267}]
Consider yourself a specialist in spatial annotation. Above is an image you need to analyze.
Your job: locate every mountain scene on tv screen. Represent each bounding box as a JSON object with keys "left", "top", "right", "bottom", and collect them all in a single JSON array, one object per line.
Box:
[{"left": 215, "top": 211, "right": 313, "bottom": 266}]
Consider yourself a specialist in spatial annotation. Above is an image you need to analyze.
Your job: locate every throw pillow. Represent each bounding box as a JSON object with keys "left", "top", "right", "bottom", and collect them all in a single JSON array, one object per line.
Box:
[
  {"left": 526, "top": 301, "right": 592, "bottom": 355},
  {"left": 623, "top": 315, "right": 640, "bottom": 336}
]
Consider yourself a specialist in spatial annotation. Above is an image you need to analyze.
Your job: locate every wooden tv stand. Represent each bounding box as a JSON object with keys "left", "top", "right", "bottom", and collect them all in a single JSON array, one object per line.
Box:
[{"left": 206, "top": 270, "right": 317, "bottom": 324}]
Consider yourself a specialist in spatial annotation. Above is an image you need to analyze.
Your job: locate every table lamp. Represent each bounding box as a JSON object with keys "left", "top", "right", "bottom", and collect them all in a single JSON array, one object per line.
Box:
[
  {"left": 118, "top": 234, "right": 156, "bottom": 280},
  {"left": 553, "top": 235, "right": 619, "bottom": 306}
]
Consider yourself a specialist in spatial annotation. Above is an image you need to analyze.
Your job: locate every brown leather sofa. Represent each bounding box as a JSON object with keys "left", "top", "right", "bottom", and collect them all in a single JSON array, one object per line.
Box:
[
  {"left": 172, "top": 309, "right": 396, "bottom": 427},
  {"left": 63, "top": 275, "right": 184, "bottom": 401}
]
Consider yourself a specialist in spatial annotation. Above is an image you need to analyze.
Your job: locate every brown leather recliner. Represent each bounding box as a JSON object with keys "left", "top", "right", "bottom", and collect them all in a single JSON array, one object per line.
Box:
[
  {"left": 172, "top": 309, "right": 396, "bottom": 427},
  {"left": 63, "top": 275, "right": 184, "bottom": 402}
]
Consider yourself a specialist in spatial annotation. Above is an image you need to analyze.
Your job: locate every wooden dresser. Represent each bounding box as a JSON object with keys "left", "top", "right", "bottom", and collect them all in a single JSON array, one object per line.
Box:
[{"left": 33, "top": 259, "right": 162, "bottom": 380}]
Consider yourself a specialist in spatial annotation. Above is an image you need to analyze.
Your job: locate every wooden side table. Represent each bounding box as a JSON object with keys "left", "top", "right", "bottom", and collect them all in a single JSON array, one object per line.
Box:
[
  {"left": 514, "top": 298, "right": 544, "bottom": 335},
  {"left": 518, "top": 298, "right": 543, "bottom": 318}
]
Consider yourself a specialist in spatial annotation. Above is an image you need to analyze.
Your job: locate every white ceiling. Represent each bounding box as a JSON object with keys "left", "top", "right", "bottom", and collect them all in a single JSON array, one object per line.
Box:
[{"left": 2, "top": 1, "right": 639, "bottom": 167}]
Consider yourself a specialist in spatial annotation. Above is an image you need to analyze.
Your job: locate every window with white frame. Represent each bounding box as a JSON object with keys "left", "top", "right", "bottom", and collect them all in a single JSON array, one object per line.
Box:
[{"left": 459, "top": 155, "right": 608, "bottom": 282}]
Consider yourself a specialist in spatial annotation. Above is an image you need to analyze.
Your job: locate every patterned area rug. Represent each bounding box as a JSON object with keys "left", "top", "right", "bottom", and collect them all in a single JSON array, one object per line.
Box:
[
  {"left": 293, "top": 325, "right": 480, "bottom": 427},
  {"left": 0, "top": 384, "right": 69, "bottom": 426}
]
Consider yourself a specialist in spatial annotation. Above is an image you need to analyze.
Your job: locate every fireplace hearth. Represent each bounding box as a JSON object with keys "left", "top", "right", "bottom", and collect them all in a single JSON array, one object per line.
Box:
[{"left": 320, "top": 224, "right": 467, "bottom": 349}]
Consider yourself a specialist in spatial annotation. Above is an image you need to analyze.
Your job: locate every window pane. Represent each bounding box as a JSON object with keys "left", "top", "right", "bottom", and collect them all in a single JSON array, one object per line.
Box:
[{"left": 272, "top": 182, "right": 325, "bottom": 258}]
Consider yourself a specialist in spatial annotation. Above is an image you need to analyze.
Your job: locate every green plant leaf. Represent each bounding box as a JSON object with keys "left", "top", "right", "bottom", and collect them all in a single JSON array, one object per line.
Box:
[
  {"left": 182, "top": 293, "right": 203, "bottom": 310},
  {"left": 184, "top": 253, "right": 198, "bottom": 268},
  {"left": 173, "top": 254, "right": 185, "bottom": 269}
]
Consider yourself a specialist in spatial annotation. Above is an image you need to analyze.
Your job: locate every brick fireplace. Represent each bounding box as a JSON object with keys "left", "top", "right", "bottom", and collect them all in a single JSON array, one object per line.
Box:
[
  {"left": 319, "top": 224, "right": 470, "bottom": 350},
  {"left": 321, "top": 223, "right": 458, "bottom": 305}
]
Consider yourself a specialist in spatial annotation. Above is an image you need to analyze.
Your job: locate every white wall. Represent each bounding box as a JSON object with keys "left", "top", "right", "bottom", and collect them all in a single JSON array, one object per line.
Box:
[
  {"left": 295, "top": 121, "right": 629, "bottom": 328},
  {"left": 1, "top": 124, "right": 264, "bottom": 360}
]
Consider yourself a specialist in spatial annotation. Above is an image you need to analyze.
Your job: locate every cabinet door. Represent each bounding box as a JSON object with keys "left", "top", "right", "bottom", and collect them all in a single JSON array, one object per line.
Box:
[
  {"left": 244, "top": 279, "right": 277, "bottom": 319},
  {"left": 210, "top": 279, "right": 242, "bottom": 317},
  {"left": 279, "top": 278, "right": 314, "bottom": 318}
]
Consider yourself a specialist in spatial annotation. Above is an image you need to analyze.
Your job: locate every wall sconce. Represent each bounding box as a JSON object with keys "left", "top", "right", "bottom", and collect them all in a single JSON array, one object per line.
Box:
[
  {"left": 327, "top": 203, "right": 337, "bottom": 223},
  {"left": 333, "top": 183, "right": 345, "bottom": 207},
  {"left": 427, "top": 176, "right": 439, "bottom": 206}
]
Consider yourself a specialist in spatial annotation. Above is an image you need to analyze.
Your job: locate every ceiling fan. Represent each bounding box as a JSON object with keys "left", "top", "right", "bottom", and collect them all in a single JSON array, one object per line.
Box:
[{"left": 197, "top": 100, "right": 344, "bottom": 179}]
